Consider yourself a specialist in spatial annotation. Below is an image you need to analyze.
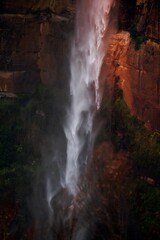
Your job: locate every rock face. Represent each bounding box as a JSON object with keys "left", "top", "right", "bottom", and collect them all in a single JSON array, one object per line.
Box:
[
  {"left": 104, "top": 31, "right": 160, "bottom": 131},
  {"left": 119, "top": 0, "right": 160, "bottom": 40},
  {"left": 103, "top": 0, "right": 160, "bottom": 131},
  {"left": 0, "top": 0, "right": 74, "bottom": 14},
  {"left": 136, "top": 0, "right": 160, "bottom": 40},
  {"left": 0, "top": 1, "right": 74, "bottom": 93},
  {"left": 118, "top": 0, "right": 136, "bottom": 30},
  {"left": 0, "top": 0, "right": 159, "bottom": 130}
]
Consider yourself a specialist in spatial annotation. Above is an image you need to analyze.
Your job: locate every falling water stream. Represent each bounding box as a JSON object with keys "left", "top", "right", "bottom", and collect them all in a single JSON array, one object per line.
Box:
[
  {"left": 64, "top": 0, "right": 115, "bottom": 195},
  {"left": 42, "top": 0, "right": 116, "bottom": 239}
]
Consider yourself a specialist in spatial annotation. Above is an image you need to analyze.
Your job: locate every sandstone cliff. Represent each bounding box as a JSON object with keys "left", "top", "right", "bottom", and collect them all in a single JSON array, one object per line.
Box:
[
  {"left": 0, "top": 0, "right": 159, "bottom": 130},
  {"left": 0, "top": 0, "right": 74, "bottom": 93},
  {"left": 103, "top": 31, "right": 160, "bottom": 131},
  {"left": 103, "top": 0, "right": 160, "bottom": 131}
]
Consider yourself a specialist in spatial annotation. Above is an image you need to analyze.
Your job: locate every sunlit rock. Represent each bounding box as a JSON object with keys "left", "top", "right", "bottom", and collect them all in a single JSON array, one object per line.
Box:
[{"left": 104, "top": 31, "right": 160, "bottom": 131}]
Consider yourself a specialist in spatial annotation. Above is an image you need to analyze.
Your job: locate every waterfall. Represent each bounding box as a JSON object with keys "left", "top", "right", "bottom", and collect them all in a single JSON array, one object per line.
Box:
[
  {"left": 64, "top": 0, "right": 115, "bottom": 195},
  {"left": 32, "top": 1, "right": 116, "bottom": 239}
]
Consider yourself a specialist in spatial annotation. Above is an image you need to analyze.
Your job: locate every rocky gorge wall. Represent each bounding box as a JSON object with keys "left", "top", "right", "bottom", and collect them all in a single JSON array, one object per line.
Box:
[
  {"left": 0, "top": 0, "right": 159, "bottom": 130},
  {"left": 103, "top": 31, "right": 160, "bottom": 131},
  {"left": 0, "top": 0, "right": 74, "bottom": 94},
  {"left": 103, "top": 0, "right": 160, "bottom": 131},
  {"left": 0, "top": 0, "right": 74, "bottom": 14},
  {"left": 136, "top": 0, "right": 160, "bottom": 40}
]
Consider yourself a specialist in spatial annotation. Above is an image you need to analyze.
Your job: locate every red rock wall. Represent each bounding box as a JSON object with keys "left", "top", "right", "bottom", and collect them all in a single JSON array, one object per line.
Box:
[
  {"left": 136, "top": 0, "right": 160, "bottom": 40},
  {"left": 0, "top": 0, "right": 74, "bottom": 14},
  {"left": 0, "top": 0, "right": 159, "bottom": 131},
  {"left": 0, "top": 1, "right": 74, "bottom": 93},
  {"left": 103, "top": 32, "right": 160, "bottom": 131},
  {"left": 103, "top": 0, "right": 160, "bottom": 131}
]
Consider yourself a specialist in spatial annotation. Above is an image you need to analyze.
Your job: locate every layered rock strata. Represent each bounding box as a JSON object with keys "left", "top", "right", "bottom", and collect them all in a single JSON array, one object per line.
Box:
[{"left": 0, "top": 1, "right": 74, "bottom": 93}]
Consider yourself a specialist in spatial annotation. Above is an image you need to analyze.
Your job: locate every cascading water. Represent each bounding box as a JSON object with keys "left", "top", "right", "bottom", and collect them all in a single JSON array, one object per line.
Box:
[
  {"left": 33, "top": 1, "right": 116, "bottom": 239},
  {"left": 64, "top": 0, "right": 115, "bottom": 195}
]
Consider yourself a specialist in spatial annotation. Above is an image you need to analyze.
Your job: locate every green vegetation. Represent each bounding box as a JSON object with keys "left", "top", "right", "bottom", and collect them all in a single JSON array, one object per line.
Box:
[
  {"left": 111, "top": 81, "right": 160, "bottom": 174},
  {"left": 128, "top": 22, "right": 149, "bottom": 50},
  {"left": 0, "top": 95, "right": 37, "bottom": 202},
  {"left": 100, "top": 78, "right": 160, "bottom": 240},
  {"left": 0, "top": 83, "right": 68, "bottom": 202},
  {"left": 0, "top": 83, "right": 69, "bottom": 238},
  {"left": 130, "top": 181, "right": 160, "bottom": 239},
  {"left": 127, "top": 5, "right": 160, "bottom": 50},
  {"left": 1, "top": 79, "right": 160, "bottom": 239}
]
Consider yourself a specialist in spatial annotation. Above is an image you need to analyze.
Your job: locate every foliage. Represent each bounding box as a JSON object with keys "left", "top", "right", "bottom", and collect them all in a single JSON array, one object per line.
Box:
[
  {"left": 110, "top": 81, "right": 160, "bottom": 174},
  {"left": 100, "top": 79, "right": 160, "bottom": 240},
  {"left": 0, "top": 97, "right": 36, "bottom": 202},
  {"left": 0, "top": 83, "right": 69, "bottom": 238},
  {"left": 130, "top": 182, "right": 160, "bottom": 239},
  {"left": 0, "top": 83, "right": 69, "bottom": 201},
  {"left": 129, "top": 23, "right": 148, "bottom": 50}
]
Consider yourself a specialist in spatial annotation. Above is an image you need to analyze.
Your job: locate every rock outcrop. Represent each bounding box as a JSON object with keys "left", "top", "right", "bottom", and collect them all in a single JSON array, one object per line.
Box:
[
  {"left": 0, "top": 0, "right": 159, "bottom": 131},
  {"left": 0, "top": 0, "right": 74, "bottom": 14},
  {"left": 118, "top": 0, "right": 160, "bottom": 41},
  {"left": 103, "top": 31, "right": 160, "bottom": 131},
  {"left": 0, "top": 0, "right": 74, "bottom": 93},
  {"left": 103, "top": 0, "right": 160, "bottom": 131},
  {"left": 136, "top": 0, "right": 160, "bottom": 40}
]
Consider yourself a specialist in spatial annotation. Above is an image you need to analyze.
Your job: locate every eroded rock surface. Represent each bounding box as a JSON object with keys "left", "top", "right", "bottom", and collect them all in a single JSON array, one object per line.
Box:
[
  {"left": 103, "top": 31, "right": 160, "bottom": 131},
  {"left": 0, "top": 0, "right": 74, "bottom": 93}
]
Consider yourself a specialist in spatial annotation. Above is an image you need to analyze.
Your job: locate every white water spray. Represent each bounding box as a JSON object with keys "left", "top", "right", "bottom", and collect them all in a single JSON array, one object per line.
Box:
[{"left": 64, "top": 0, "right": 114, "bottom": 194}]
